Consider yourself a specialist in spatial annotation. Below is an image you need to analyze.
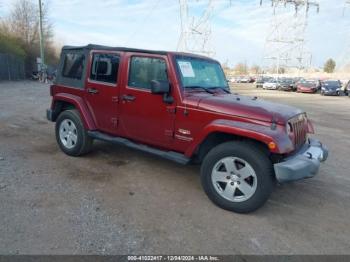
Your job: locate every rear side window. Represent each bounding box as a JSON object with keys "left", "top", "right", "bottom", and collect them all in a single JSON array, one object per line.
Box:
[
  {"left": 62, "top": 53, "right": 85, "bottom": 79},
  {"left": 128, "top": 56, "right": 168, "bottom": 89},
  {"left": 90, "top": 53, "right": 120, "bottom": 84}
]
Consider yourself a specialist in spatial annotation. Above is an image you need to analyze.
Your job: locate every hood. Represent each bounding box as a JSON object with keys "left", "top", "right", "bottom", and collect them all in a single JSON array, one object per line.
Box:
[
  {"left": 323, "top": 85, "right": 338, "bottom": 90},
  {"left": 195, "top": 93, "right": 303, "bottom": 124},
  {"left": 299, "top": 83, "right": 316, "bottom": 88}
]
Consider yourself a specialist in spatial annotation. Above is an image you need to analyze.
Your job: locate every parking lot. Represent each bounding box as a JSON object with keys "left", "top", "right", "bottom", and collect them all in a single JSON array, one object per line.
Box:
[{"left": 0, "top": 81, "right": 350, "bottom": 255}]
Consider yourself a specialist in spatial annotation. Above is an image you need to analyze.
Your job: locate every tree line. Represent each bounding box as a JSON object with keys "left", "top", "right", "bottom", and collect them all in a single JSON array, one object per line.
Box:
[{"left": 0, "top": 0, "right": 59, "bottom": 77}]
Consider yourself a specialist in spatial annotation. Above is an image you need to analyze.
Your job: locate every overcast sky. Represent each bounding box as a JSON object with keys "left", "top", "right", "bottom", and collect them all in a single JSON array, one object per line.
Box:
[{"left": 0, "top": 0, "right": 349, "bottom": 67}]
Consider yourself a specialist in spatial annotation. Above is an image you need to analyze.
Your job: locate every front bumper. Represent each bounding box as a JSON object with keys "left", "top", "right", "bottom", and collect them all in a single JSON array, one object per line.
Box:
[
  {"left": 274, "top": 138, "right": 328, "bottom": 183},
  {"left": 280, "top": 85, "right": 293, "bottom": 91},
  {"left": 323, "top": 90, "right": 339, "bottom": 96},
  {"left": 264, "top": 86, "right": 278, "bottom": 90},
  {"left": 298, "top": 88, "right": 317, "bottom": 93}
]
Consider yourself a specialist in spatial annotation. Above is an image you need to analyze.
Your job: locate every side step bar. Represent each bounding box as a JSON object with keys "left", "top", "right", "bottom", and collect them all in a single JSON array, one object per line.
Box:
[{"left": 88, "top": 131, "right": 191, "bottom": 165}]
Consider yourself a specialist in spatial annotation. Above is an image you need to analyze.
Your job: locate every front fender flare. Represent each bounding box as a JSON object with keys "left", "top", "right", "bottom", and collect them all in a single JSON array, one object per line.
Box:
[{"left": 184, "top": 119, "right": 294, "bottom": 157}]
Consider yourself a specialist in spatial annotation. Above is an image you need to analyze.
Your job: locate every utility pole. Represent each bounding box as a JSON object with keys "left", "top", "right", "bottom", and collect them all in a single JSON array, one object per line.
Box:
[
  {"left": 38, "top": 0, "right": 45, "bottom": 74},
  {"left": 338, "top": 0, "right": 350, "bottom": 70},
  {"left": 260, "top": 0, "right": 319, "bottom": 75}
]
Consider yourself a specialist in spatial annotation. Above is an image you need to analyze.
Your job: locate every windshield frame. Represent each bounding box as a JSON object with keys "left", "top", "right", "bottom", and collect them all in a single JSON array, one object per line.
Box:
[{"left": 173, "top": 54, "right": 229, "bottom": 92}]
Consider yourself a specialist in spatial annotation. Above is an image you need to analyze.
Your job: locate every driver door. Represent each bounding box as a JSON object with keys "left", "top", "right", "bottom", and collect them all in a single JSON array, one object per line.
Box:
[{"left": 118, "top": 54, "right": 176, "bottom": 147}]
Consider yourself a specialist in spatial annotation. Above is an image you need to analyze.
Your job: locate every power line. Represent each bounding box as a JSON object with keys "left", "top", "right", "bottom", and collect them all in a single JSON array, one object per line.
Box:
[
  {"left": 177, "top": 0, "right": 215, "bottom": 57},
  {"left": 337, "top": 0, "right": 350, "bottom": 70},
  {"left": 124, "top": 0, "right": 161, "bottom": 45},
  {"left": 260, "top": 0, "right": 319, "bottom": 74}
]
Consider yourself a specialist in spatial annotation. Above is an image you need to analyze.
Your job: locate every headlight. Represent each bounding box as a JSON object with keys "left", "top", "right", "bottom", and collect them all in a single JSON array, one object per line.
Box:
[{"left": 321, "top": 87, "right": 325, "bottom": 90}]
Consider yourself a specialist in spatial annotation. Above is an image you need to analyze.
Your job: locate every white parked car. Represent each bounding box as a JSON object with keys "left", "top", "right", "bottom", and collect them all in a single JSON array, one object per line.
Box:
[{"left": 263, "top": 79, "right": 279, "bottom": 90}]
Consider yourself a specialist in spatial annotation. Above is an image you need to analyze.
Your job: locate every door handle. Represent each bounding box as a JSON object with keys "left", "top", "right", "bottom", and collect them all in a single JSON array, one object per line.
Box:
[
  {"left": 122, "top": 94, "right": 136, "bottom": 102},
  {"left": 87, "top": 88, "right": 99, "bottom": 94}
]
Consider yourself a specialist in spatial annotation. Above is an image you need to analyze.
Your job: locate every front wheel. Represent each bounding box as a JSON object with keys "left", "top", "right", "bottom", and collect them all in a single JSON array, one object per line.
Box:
[
  {"left": 55, "top": 109, "right": 93, "bottom": 156},
  {"left": 200, "top": 141, "right": 274, "bottom": 213}
]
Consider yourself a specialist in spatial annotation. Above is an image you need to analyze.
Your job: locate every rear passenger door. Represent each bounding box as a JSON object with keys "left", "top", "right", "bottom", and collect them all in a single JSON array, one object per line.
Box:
[{"left": 85, "top": 51, "right": 121, "bottom": 134}]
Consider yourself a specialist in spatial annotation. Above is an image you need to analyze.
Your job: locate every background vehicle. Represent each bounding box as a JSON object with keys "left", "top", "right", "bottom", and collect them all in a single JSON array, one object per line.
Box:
[
  {"left": 262, "top": 78, "right": 279, "bottom": 90},
  {"left": 345, "top": 80, "right": 350, "bottom": 96},
  {"left": 238, "top": 76, "right": 250, "bottom": 83},
  {"left": 256, "top": 76, "right": 271, "bottom": 88},
  {"left": 321, "top": 80, "right": 342, "bottom": 96},
  {"left": 278, "top": 78, "right": 296, "bottom": 91},
  {"left": 47, "top": 44, "right": 328, "bottom": 213},
  {"left": 297, "top": 80, "right": 318, "bottom": 93},
  {"left": 311, "top": 79, "right": 322, "bottom": 91}
]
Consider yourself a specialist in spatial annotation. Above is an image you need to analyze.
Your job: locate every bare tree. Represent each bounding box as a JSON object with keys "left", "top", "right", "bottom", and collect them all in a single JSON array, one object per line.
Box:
[
  {"left": 250, "top": 65, "right": 261, "bottom": 75},
  {"left": 8, "top": 0, "right": 54, "bottom": 48},
  {"left": 233, "top": 62, "right": 248, "bottom": 75},
  {"left": 5, "top": 0, "right": 56, "bottom": 75}
]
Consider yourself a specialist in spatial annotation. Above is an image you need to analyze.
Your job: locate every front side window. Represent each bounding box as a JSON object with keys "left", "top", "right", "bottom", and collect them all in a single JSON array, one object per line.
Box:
[
  {"left": 128, "top": 56, "right": 168, "bottom": 89},
  {"left": 90, "top": 53, "right": 120, "bottom": 84},
  {"left": 62, "top": 53, "right": 85, "bottom": 79},
  {"left": 175, "top": 56, "right": 228, "bottom": 90}
]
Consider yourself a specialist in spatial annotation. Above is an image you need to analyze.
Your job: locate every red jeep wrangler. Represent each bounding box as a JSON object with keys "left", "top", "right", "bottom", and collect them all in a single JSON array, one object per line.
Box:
[{"left": 47, "top": 44, "right": 328, "bottom": 213}]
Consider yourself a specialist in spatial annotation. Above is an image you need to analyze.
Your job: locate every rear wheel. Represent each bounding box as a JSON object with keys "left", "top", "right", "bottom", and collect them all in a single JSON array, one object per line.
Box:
[
  {"left": 55, "top": 110, "right": 93, "bottom": 156},
  {"left": 200, "top": 141, "right": 274, "bottom": 213}
]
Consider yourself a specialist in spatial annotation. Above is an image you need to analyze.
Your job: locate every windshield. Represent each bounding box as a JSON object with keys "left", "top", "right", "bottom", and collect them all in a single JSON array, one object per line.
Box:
[
  {"left": 175, "top": 56, "right": 229, "bottom": 90},
  {"left": 323, "top": 81, "right": 340, "bottom": 87}
]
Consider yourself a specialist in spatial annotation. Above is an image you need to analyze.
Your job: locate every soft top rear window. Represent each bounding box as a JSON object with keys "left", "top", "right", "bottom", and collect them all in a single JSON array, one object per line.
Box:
[{"left": 62, "top": 53, "right": 85, "bottom": 80}]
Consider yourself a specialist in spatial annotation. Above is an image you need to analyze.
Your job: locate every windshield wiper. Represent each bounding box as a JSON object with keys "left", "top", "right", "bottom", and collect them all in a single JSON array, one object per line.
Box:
[
  {"left": 184, "top": 86, "right": 215, "bottom": 94},
  {"left": 209, "top": 86, "right": 231, "bottom": 94}
]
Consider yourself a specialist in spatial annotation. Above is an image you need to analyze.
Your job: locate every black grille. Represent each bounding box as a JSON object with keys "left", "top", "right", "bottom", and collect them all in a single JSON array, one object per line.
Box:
[{"left": 289, "top": 115, "right": 307, "bottom": 149}]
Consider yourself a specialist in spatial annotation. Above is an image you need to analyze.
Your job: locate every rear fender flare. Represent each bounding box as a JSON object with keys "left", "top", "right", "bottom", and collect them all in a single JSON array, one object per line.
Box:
[{"left": 52, "top": 93, "right": 96, "bottom": 130}]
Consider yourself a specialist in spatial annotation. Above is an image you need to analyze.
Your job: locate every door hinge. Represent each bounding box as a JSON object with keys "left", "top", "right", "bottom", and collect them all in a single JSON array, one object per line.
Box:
[
  {"left": 166, "top": 106, "right": 176, "bottom": 114},
  {"left": 112, "top": 96, "right": 119, "bottom": 103},
  {"left": 164, "top": 129, "right": 174, "bottom": 137},
  {"left": 111, "top": 117, "right": 118, "bottom": 127}
]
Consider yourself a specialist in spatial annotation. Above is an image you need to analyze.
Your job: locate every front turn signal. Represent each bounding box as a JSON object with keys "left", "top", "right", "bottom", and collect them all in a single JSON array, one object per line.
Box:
[{"left": 268, "top": 142, "right": 277, "bottom": 150}]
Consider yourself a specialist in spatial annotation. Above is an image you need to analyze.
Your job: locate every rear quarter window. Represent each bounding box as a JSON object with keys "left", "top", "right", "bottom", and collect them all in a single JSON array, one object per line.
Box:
[{"left": 62, "top": 53, "right": 85, "bottom": 79}]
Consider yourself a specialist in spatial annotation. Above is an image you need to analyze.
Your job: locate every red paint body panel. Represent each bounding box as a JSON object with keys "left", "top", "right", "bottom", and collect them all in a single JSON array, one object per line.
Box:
[
  {"left": 52, "top": 90, "right": 96, "bottom": 130},
  {"left": 115, "top": 53, "right": 180, "bottom": 147},
  {"left": 84, "top": 50, "right": 123, "bottom": 134},
  {"left": 50, "top": 49, "right": 308, "bottom": 158},
  {"left": 297, "top": 84, "right": 317, "bottom": 93},
  {"left": 183, "top": 119, "right": 293, "bottom": 157}
]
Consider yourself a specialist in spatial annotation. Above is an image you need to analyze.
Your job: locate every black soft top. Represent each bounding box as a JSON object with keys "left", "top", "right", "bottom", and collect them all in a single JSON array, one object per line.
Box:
[
  {"left": 62, "top": 44, "right": 168, "bottom": 55},
  {"left": 61, "top": 44, "right": 214, "bottom": 60},
  {"left": 56, "top": 44, "right": 217, "bottom": 88}
]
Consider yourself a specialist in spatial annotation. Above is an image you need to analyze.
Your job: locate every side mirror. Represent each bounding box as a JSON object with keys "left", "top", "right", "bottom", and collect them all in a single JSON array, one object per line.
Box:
[{"left": 151, "top": 80, "right": 170, "bottom": 94}]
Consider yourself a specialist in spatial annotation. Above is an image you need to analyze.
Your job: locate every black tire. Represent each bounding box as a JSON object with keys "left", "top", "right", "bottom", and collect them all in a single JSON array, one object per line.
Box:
[
  {"left": 200, "top": 141, "right": 274, "bottom": 213},
  {"left": 55, "top": 109, "right": 93, "bottom": 156}
]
